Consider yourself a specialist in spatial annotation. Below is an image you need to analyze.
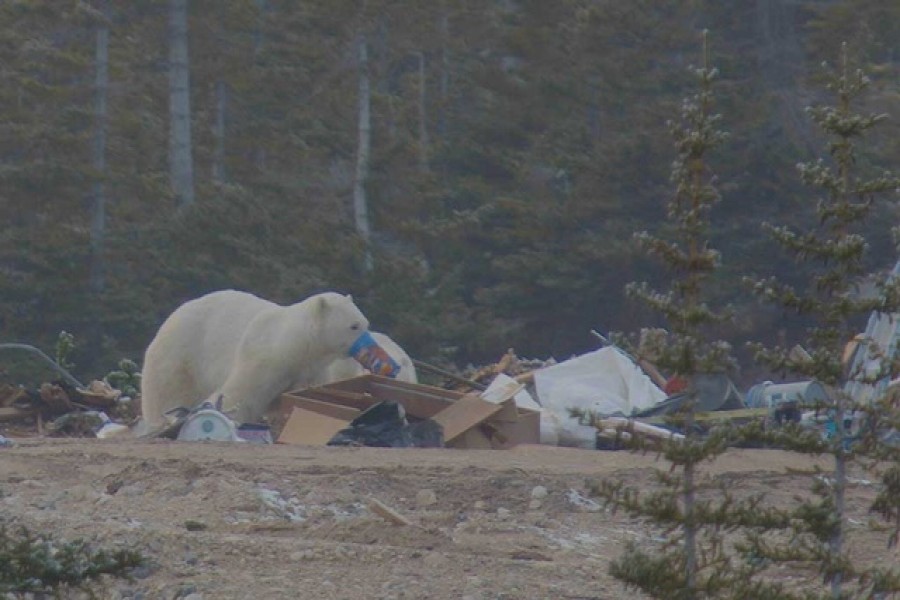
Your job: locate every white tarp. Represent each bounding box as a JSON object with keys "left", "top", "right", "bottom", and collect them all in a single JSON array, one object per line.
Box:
[
  {"left": 533, "top": 347, "right": 667, "bottom": 447},
  {"left": 845, "top": 259, "right": 900, "bottom": 404}
]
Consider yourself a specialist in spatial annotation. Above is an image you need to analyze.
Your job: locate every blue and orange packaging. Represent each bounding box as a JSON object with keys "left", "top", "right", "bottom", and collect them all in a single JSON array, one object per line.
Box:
[{"left": 349, "top": 331, "right": 401, "bottom": 378}]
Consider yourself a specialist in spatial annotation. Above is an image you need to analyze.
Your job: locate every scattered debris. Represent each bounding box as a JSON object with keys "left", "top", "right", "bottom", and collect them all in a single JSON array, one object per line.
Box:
[
  {"left": 76, "top": 380, "right": 121, "bottom": 409},
  {"left": 48, "top": 410, "right": 108, "bottom": 437},
  {"left": 565, "top": 489, "right": 602, "bottom": 513},
  {"left": 276, "top": 375, "right": 540, "bottom": 449},
  {"left": 415, "top": 489, "right": 437, "bottom": 508},
  {"left": 367, "top": 497, "right": 413, "bottom": 526},
  {"left": 39, "top": 382, "right": 75, "bottom": 413},
  {"left": 328, "top": 401, "right": 444, "bottom": 448},
  {"left": 530, "top": 486, "right": 548, "bottom": 500},
  {"left": 176, "top": 403, "right": 243, "bottom": 442},
  {"left": 437, "top": 349, "right": 556, "bottom": 392},
  {"left": 0, "top": 383, "right": 29, "bottom": 407}
]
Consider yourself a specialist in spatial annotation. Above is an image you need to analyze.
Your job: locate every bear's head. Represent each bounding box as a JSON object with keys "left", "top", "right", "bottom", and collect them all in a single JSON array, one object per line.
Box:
[{"left": 313, "top": 292, "right": 371, "bottom": 357}]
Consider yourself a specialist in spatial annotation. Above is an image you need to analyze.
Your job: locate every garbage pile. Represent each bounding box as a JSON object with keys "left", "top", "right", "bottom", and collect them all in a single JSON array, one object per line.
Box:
[
  {"left": 0, "top": 380, "right": 135, "bottom": 439},
  {"left": 5, "top": 339, "right": 887, "bottom": 452}
]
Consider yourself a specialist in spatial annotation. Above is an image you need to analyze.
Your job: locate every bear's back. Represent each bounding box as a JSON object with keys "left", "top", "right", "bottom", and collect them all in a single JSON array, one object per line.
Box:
[{"left": 148, "top": 290, "right": 276, "bottom": 393}]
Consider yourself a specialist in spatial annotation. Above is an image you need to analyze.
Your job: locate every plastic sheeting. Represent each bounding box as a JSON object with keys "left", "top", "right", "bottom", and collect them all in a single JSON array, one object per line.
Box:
[{"left": 533, "top": 347, "right": 667, "bottom": 447}]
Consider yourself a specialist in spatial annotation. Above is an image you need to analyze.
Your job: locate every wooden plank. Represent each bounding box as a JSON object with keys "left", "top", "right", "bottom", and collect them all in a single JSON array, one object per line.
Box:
[
  {"left": 279, "top": 395, "right": 362, "bottom": 421},
  {"left": 368, "top": 382, "right": 455, "bottom": 418},
  {"left": 0, "top": 384, "right": 28, "bottom": 408},
  {"left": 318, "top": 374, "right": 462, "bottom": 401},
  {"left": 641, "top": 407, "right": 768, "bottom": 425},
  {"left": 287, "top": 388, "right": 376, "bottom": 412},
  {"left": 367, "top": 497, "right": 413, "bottom": 526},
  {"left": 284, "top": 379, "right": 457, "bottom": 420},
  {"left": 0, "top": 406, "right": 33, "bottom": 421},
  {"left": 430, "top": 392, "right": 504, "bottom": 443},
  {"left": 365, "top": 375, "right": 464, "bottom": 400}
]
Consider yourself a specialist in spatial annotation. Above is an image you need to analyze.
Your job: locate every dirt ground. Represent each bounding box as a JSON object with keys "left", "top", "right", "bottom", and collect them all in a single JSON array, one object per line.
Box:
[{"left": 0, "top": 437, "right": 897, "bottom": 600}]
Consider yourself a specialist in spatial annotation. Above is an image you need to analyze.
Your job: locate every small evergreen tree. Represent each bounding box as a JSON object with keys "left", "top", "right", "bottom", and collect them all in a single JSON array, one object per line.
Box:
[
  {"left": 747, "top": 43, "right": 900, "bottom": 598},
  {"left": 576, "top": 32, "right": 790, "bottom": 599},
  {"left": 0, "top": 523, "right": 143, "bottom": 598}
]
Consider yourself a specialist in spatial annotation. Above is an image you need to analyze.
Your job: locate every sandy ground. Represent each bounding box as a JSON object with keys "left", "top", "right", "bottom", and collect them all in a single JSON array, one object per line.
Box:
[{"left": 0, "top": 438, "right": 896, "bottom": 600}]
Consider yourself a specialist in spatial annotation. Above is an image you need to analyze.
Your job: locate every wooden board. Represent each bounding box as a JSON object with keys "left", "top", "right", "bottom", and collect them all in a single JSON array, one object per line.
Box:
[
  {"left": 641, "top": 407, "right": 768, "bottom": 425},
  {"left": 279, "top": 395, "right": 362, "bottom": 421},
  {"left": 0, "top": 406, "right": 33, "bottom": 422}
]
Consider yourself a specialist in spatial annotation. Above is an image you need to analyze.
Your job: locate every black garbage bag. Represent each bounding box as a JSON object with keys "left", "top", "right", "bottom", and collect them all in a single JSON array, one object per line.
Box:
[{"left": 327, "top": 401, "right": 444, "bottom": 448}]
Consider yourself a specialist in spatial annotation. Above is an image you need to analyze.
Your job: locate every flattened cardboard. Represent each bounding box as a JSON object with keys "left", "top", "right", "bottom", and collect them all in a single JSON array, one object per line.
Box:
[
  {"left": 276, "top": 407, "right": 350, "bottom": 446},
  {"left": 489, "top": 399, "right": 520, "bottom": 424},
  {"left": 429, "top": 393, "right": 506, "bottom": 443},
  {"left": 447, "top": 425, "right": 495, "bottom": 449},
  {"left": 278, "top": 375, "right": 542, "bottom": 449},
  {"left": 487, "top": 409, "right": 541, "bottom": 450}
]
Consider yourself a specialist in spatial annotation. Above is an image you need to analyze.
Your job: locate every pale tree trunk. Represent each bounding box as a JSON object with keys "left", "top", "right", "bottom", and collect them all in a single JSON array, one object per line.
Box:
[
  {"left": 831, "top": 427, "right": 847, "bottom": 598},
  {"left": 377, "top": 17, "right": 396, "bottom": 141},
  {"left": 253, "top": 0, "right": 267, "bottom": 56},
  {"left": 353, "top": 34, "right": 373, "bottom": 272},
  {"left": 438, "top": 5, "right": 449, "bottom": 138},
  {"left": 90, "top": 1, "right": 109, "bottom": 295},
  {"left": 417, "top": 51, "right": 429, "bottom": 173},
  {"left": 168, "top": 0, "right": 195, "bottom": 208},
  {"left": 212, "top": 80, "right": 227, "bottom": 184},
  {"left": 253, "top": 0, "right": 268, "bottom": 171}
]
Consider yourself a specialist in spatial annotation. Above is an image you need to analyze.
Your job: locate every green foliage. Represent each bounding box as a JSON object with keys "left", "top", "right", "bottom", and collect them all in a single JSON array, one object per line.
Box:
[
  {"left": 0, "top": 523, "right": 143, "bottom": 597},
  {"left": 582, "top": 32, "right": 764, "bottom": 600},
  {"left": 0, "top": 1, "right": 898, "bottom": 379},
  {"left": 104, "top": 358, "right": 141, "bottom": 398},
  {"left": 746, "top": 43, "right": 900, "bottom": 598},
  {"left": 54, "top": 331, "right": 76, "bottom": 372}
]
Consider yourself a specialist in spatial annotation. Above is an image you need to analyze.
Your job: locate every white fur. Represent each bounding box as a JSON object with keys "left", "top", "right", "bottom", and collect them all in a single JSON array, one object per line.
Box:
[
  {"left": 319, "top": 332, "right": 418, "bottom": 384},
  {"left": 140, "top": 290, "right": 369, "bottom": 427}
]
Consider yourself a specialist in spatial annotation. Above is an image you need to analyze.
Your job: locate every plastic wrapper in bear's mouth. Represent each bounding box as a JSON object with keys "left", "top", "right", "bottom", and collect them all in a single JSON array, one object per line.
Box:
[{"left": 348, "top": 331, "right": 401, "bottom": 378}]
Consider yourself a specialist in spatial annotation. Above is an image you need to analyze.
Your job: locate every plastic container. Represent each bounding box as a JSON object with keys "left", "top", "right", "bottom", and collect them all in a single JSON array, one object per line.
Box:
[
  {"left": 177, "top": 409, "right": 243, "bottom": 442},
  {"left": 348, "top": 331, "right": 400, "bottom": 378}
]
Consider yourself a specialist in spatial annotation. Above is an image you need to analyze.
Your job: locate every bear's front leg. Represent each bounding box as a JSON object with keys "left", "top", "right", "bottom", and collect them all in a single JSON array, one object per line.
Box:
[{"left": 213, "top": 358, "right": 291, "bottom": 424}]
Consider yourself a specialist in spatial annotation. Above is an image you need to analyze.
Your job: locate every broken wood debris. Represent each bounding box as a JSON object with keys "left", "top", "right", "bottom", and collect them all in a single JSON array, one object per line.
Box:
[
  {"left": 438, "top": 349, "right": 555, "bottom": 392},
  {"left": 367, "top": 497, "right": 414, "bottom": 526}
]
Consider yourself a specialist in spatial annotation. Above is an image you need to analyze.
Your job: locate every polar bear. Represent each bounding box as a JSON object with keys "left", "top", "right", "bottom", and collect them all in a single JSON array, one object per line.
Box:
[
  {"left": 139, "top": 289, "right": 371, "bottom": 429},
  {"left": 319, "top": 332, "right": 418, "bottom": 384}
]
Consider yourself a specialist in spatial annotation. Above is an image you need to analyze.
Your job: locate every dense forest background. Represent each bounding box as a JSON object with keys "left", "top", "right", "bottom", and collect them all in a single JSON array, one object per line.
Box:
[{"left": 1, "top": 0, "right": 899, "bottom": 388}]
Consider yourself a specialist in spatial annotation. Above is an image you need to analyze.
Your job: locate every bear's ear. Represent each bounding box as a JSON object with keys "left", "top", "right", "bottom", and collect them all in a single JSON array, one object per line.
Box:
[{"left": 345, "top": 294, "right": 353, "bottom": 302}]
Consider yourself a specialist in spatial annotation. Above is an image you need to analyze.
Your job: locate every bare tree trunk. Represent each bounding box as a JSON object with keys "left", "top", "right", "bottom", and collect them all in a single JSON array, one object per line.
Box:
[
  {"left": 353, "top": 34, "right": 373, "bottom": 273},
  {"left": 438, "top": 6, "right": 449, "bottom": 138},
  {"left": 253, "top": 0, "right": 267, "bottom": 56},
  {"left": 376, "top": 17, "right": 396, "bottom": 142},
  {"left": 417, "top": 52, "right": 429, "bottom": 173},
  {"left": 168, "top": 0, "right": 195, "bottom": 208},
  {"left": 212, "top": 80, "right": 227, "bottom": 184},
  {"left": 831, "top": 428, "right": 847, "bottom": 598},
  {"left": 252, "top": 0, "right": 268, "bottom": 171},
  {"left": 89, "top": 2, "right": 109, "bottom": 295}
]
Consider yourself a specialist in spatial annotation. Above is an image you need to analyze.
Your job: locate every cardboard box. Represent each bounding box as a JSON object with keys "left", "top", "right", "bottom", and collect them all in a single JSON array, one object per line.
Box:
[
  {"left": 276, "top": 374, "right": 540, "bottom": 449},
  {"left": 277, "top": 407, "right": 352, "bottom": 445}
]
